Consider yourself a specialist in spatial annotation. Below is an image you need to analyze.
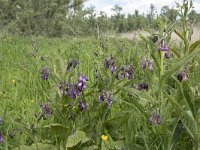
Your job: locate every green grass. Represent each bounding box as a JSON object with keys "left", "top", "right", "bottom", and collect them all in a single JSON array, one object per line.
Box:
[{"left": 0, "top": 32, "right": 200, "bottom": 150}]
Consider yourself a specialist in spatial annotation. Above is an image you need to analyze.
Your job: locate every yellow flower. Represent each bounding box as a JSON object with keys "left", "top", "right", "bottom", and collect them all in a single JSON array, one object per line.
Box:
[
  {"left": 31, "top": 100, "right": 34, "bottom": 103},
  {"left": 12, "top": 80, "right": 16, "bottom": 84},
  {"left": 101, "top": 135, "right": 108, "bottom": 142}
]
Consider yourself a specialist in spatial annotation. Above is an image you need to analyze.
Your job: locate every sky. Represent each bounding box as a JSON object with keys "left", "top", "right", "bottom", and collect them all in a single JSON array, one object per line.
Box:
[{"left": 84, "top": 0, "right": 200, "bottom": 16}]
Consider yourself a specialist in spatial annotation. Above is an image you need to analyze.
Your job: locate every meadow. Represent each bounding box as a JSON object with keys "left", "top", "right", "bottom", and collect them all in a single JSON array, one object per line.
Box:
[{"left": 1, "top": 2, "right": 200, "bottom": 150}]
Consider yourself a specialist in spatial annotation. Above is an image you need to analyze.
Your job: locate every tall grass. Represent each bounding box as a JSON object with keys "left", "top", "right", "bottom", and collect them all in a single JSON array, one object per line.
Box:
[{"left": 0, "top": 1, "right": 200, "bottom": 150}]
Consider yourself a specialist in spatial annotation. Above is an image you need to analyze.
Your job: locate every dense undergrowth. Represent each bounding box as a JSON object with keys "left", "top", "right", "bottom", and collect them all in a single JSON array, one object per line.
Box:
[{"left": 1, "top": 1, "right": 200, "bottom": 150}]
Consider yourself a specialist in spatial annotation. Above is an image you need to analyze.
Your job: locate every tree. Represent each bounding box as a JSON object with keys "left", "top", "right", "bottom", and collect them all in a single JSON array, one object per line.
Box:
[
  {"left": 161, "top": 6, "right": 177, "bottom": 22},
  {"left": 111, "top": 4, "right": 122, "bottom": 15}
]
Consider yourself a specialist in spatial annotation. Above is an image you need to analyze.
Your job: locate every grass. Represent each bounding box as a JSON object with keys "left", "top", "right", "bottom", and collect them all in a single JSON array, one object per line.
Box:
[{"left": 0, "top": 19, "right": 200, "bottom": 149}]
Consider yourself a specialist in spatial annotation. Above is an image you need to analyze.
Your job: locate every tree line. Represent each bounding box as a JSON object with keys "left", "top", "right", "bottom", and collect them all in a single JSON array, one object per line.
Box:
[{"left": 0, "top": 0, "right": 200, "bottom": 37}]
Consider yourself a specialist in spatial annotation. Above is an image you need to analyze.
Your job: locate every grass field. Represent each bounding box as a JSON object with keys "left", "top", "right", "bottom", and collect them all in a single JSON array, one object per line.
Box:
[
  {"left": 0, "top": 28, "right": 200, "bottom": 150},
  {"left": 1, "top": 2, "right": 200, "bottom": 146}
]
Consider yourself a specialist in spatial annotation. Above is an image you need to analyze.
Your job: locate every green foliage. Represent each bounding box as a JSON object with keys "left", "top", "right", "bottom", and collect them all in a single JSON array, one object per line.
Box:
[
  {"left": 1, "top": 0, "right": 200, "bottom": 36},
  {"left": 0, "top": 1, "right": 200, "bottom": 150}
]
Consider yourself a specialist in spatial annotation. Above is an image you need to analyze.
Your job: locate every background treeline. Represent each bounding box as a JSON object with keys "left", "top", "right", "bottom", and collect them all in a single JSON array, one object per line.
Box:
[{"left": 0, "top": 0, "right": 200, "bottom": 37}]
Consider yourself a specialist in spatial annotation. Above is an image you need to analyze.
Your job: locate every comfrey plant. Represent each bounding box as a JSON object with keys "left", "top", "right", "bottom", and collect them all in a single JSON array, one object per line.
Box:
[
  {"left": 98, "top": 90, "right": 113, "bottom": 108},
  {"left": 104, "top": 56, "right": 117, "bottom": 74},
  {"left": 14, "top": 1, "right": 199, "bottom": 150},
  {"left": 140, "top": 59, "right": 153, "bottom": 71},
  {"left": 116, "top": 64, "right": 134, "bottom": 80},
  {"left": 40, "top": 67, "right": 49, "bottom": 80},
  {"left": 148, "top": 112, "right": 161, "bottom": 125},
  {"left": 60, "top": 75, "right": 88, "bottom": 100},
  {"left": 131, "top": 1, "right": 200, "bottom": 149}
]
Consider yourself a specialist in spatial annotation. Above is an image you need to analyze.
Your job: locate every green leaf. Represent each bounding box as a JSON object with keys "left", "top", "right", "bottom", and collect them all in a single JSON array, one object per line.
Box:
[
  {"left": 182, "top": 111, "right": 197, "bottom": 140},
  {"left": 66, "top": 131, "right": 91, "bottom": 148},
  {"left": 13, "top": 143, "right": 56, "bottom": 150},
  {"left": 104, "top": 112, "right": 131, "bottom": 135},
  {"left": 189, "top": 40, "right": 200, "bottom": 53},
  {"left": 181, "top": 82, "right": 195, "bottom": 119},
  {"left": 42, "top": 123, "right": 70, "bottom": 137},
  {"left": 174, "top": 29, "right": 184, "bottom": 40},
  {"left": 161, "top": 47, "right": 200, "bottom": 82},
  {"left": 170, "top": 47, "right": 181, "bottom": 58}
]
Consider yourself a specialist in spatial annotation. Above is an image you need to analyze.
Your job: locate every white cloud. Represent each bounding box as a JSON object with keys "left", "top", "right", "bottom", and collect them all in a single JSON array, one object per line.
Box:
[{"left": 84, "top": 0, "right": 200, "bottom": 16}]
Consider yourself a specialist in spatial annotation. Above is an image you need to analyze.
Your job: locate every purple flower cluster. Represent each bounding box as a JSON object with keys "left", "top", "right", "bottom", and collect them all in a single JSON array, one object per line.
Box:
[
  {"left": 40, "top": 103, "right": 52, "bottom": 117},
  {"left": 60, "top": 75, "right": 88, "bottom": 100},
  {"left": 137, "top": 82, "right": 149, "bottom": 91},
  {"left": 176, "top": 71, "right": 188, "bottom": 82},
  {"left": 159, "top": 40, "right": 171, "bottom": 59},
  {"left": 159, "top": 45, "right": 169, "bottom": 51},
  {"left": 98, "top": 90, "right": 113, "bottom": 108},
  {"left": 41, "top": 67, "right": 49, "bottom": 80},
  {"left": 141, "top": 59, "right": 153, "bottom": 71},
  {"left": 148, "top": 112, "right": 161, "bottom": 125},
  {"left": 116, "top": 65, "right": 134, "bottom": 80},
  {"left": 104, "top": 57, "right": 116, "bottom": 73}
]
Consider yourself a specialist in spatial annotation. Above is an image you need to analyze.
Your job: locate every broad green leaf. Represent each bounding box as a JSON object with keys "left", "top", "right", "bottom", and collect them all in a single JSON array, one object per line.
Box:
[
  {"left": 104, "top": 112, "right": 131, "bottom": 134},
  {"left": 161, "top": 47, "right": 200, "bottom": 82},
  {"left": 189, "top": 40, "right": 200, "bottom": 53},
  {"left": 42, "top": 123, "right": 69, "bottom": 137},
  {"left": 66, "top": 131, "right": 91, "bottom": 148}
]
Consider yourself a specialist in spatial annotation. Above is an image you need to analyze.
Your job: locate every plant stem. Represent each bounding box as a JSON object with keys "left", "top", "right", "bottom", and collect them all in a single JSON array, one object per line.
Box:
[{"left": 160, "top": 51, "right": 164, "bottom": 76}]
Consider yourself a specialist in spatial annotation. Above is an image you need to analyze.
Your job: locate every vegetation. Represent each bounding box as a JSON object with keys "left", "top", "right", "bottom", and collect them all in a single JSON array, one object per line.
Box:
[
  {"left": 0, "top": 0, "right": 200, "bottom": 150},
  {"left": 0, "top": 0, "right": 200, "bottom": 37}
]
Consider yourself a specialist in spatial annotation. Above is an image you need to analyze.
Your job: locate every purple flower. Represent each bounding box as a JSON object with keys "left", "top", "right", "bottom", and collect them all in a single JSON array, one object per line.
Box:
[
  {"left": 76, "top": 75, "right": 88, "bottom": 91},
  {"left": 148, "top": 112, "right": 161, "bottom": 125},
  {"left": 0, "top": 135, "right": 3, "bottom": 143},
  {"left": 116, "top": 65, "right": 134, "bottom": 80},
  {"left": 61, "top": 75, "right": 88, "bottom": 100},
  {"left": 159, "top": 40, "right": 169, "bottom": 51},
  {"left": 176, "top": 71, "right": 188, "bottom": 82},
  {"left": 148, "top": 61, "right": 153, "bottom": 71},
  {"left": 98, "top": 91, "right": 113, "bottom": 108},
  {"left": 141, "top": 59, "right": 153, "bottom": 71},
  {"left": 41, "top": 67, "right": 49, "bottom": 80},
  {"left": 160, "top": 45, "right": 169, "bottom": 51},
  {"left": 78, "top": 101, "right": 87, "bottom": 111},
  {"left": 104, "top": 58, "right": 111, "bottom": 69},
  {"left": 137, "top": 82, "right": 148, "bottom": 91},
  {"left": 104, "top": 57, "right": 117, "bottom": 74},
  {"left": 98, "top": 93, "right": 105, "bottom": 103},
  {"left": 40, "top": 103, "right": 52, "bottom": 117},
  {"left": 110, "top": 65, "right": 116, "bottom": 74}
]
